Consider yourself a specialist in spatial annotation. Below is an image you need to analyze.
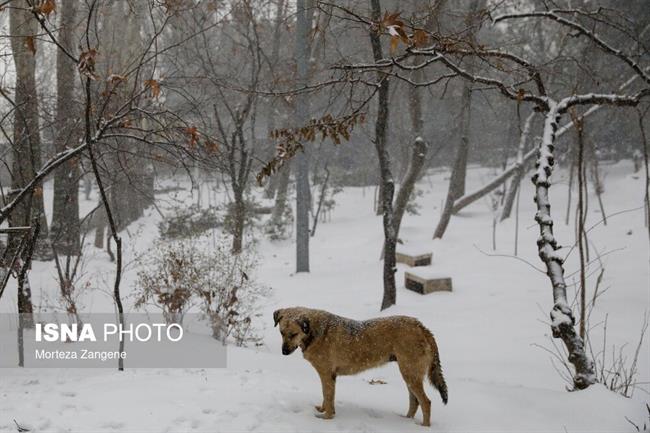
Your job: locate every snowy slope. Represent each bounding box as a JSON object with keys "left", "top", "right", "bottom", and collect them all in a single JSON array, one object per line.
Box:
[{"left": 0, "top": 161, "right": 648, "bottom": 432}]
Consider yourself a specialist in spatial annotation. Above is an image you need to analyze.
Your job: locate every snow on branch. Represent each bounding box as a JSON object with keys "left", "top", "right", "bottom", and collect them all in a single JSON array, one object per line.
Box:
[
  {"left": 559, "top": 90, "right": 650, "bottom": 110},
  {"left": 492, "top": 10, "right": 650, "bottom": 85},
  {"left": 410, "top": 46, "right": 546, "bottom": 96},
  {"left": 0, "top": 144, "right": 90, "bottom": 225},
  {"left": 531, "top": 104, "right": 596, "bottom": 388}
]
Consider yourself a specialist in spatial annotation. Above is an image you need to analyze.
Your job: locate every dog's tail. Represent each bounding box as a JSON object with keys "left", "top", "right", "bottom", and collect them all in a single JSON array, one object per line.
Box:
[{"left": 420, "top": 324, "right": 448, "bottom": 405}]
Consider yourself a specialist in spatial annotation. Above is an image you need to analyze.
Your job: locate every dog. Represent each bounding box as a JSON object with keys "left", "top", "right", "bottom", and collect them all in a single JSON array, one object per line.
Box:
[{"left": 273, "top": 307, "right": 447, "bottom": 427}]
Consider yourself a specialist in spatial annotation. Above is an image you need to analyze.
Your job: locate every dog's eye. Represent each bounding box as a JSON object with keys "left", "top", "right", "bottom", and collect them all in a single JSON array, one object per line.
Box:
[{"left": 288, "top": 333, "right": 297, "bottom": 339}]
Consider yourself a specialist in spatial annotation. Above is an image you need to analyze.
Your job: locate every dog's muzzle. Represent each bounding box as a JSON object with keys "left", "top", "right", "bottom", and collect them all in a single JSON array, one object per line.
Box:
[{"left": 282, "top": 344, "right": 294, "bottom": 355}]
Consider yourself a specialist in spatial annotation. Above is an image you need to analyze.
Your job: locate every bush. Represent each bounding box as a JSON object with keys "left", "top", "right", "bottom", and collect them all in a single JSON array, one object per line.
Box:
[
  {"left": 135, "top": 236, "right": 267, "bottom": 346},
  {"left": 265, "top": 205, "right": 293, "bottom": 241},
  {"left": 158, "top": 204, "right": 221, "bottom": 239},
  {"left": 135, "top": 241, "right": 199, "bottom": 324},
  {"left": 222, "top": 198, "right": 262, "bottom": 236}
]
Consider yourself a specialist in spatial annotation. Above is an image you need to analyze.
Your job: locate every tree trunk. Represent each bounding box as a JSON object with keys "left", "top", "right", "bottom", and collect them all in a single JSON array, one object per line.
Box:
[
  {"left": 295, "top": 0, "right": 311, "bottom": 273},
  {"left": 433, "top": 94, "right": 472, "bottom": 238},
  {"left": 565, "top": 149, "right": 575, "bottom": 226},
  {"left": 575, "top": 118, "right": 587, "bottom": 340},
  {"left": 533, "top": 103, "right": 595, "bottom": 390},
  {"left": 501, "top": 112, "right": 535, "bottom": 221},
  {"left": 455, "top": 86, "right": 472, "bottom": 198},
  {"left": 10, "top": 210, "right": 34, "bottom": 329},
  {"left": 94, "top": 213, "right": 105, "bottom": 250},
  {"left": 390, "top": 55, "right": 430, "bottom": 238},
  {"left": 370, "top": 0, "right": 397, "bottom": 310},
  {"left": 433, "top": 0, "right": 481, "bottom": 239},
  {"left": 273, "top": 163, "right": 291, "bottom": 218},
  {"left": 637, "top": 110, "right": 650, "bottom": 255},
  {"left": 268, "top": 162, "right": 291, "bottom": 235},
  {"left": 51, "top": 0, "right": 81, "bottom": 256},
  {"left": 264, "top": 0, "right": 287, "bottom": 203},
  {"left": 232, "top": 189, "right": 245, "bottom": 254},
  {"left": 96, "top": 1, "right": 149, "bottom": 234},
  {"left": 9, "top": 1, "right": 50, "bottom": 259},
  {"left": 393, "top": 138, "right": 428, "bottom": 236},
  {"left": 587, "top": 138, "right": 607, "bottom": 225},
  {"left": 310, "top": 164, "right": 330, "bottom": 237},
  {"left": 264, "top": 174, "right": 279, "bottom": 200},
  {"left": 375, "top": 183, "right": 384, "bottom": 216}
]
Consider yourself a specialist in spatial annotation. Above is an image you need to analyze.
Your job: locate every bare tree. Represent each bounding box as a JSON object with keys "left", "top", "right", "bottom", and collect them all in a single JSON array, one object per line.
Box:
[
  {"left": 369, "top": 0, "right": 397, "bottom": 310},
  {"left": 51, "top": 0, "right": 80, "bottom": 255},
  {"left": 433, "top": 0, "right": 483, "bottom": 239},
  {"left": 500, "top": 111, "right": 535, "bottom": 221},
  {"left": 295, "top": 0, "right": 312, "bottom": 272},
  {"left": 7, "top": 0, "right": 50, "bottom": 264}
]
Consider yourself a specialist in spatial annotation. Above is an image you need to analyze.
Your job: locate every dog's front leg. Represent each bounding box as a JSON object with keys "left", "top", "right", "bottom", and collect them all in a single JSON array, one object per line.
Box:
[{"left": 315, "top": 370, "right": 336, "bottom": 419}]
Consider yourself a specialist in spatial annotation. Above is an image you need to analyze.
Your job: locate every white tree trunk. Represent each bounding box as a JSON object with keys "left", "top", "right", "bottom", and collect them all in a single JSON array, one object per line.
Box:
[{"left": 533, "top": 101, "right": 595, "bottom": 389}]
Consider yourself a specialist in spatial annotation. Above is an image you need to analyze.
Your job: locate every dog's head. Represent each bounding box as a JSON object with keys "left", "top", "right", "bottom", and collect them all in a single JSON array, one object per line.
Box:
[{"left": 273, "top": 308, "right": 311, "bottom": 355}]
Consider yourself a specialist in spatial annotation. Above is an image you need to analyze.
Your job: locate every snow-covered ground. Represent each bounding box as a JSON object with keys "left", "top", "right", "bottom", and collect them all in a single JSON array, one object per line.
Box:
[{"left": 1, "top": 161, "right": 648, "bottom": 432}]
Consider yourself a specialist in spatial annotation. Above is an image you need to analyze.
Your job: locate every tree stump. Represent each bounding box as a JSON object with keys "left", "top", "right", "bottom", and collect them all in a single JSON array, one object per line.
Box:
[{"left": 404, "top": 268, "right": 452, "bottom": 294}]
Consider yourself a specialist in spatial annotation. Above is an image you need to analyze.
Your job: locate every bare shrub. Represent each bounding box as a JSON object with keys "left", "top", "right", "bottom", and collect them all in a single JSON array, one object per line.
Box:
[
  {"left": 135, "top": 236, "right": 267, "bottom": 345},
  {"left": 193, "top": 240, "right": 267, "bottom": 346},
  {"left": 588, "top": 314, "right": 648, "bottom": 398},
  {"left": 135, "top": 241, "right": 198, "bottom": 324},
  {"left": 625, "top": 403, "right": 650, "bottom": 432},
  {"left": 536, "top": 263, "right": 648, "bottom": 397}
]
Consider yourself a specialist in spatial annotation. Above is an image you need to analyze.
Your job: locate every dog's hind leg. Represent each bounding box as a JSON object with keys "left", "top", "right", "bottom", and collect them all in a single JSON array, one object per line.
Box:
[
  {"left": 399, "top": 363, "right": 431, "bottom": 427},
  {"left": 404, "top": 390, "right": 419, "bottom": 418},
  {"left": 408, "top": 379, "right": 430, "bottom": 427}
]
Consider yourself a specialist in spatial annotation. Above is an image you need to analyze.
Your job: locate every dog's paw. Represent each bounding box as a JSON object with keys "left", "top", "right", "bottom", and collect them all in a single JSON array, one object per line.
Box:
[
  {"left": 419, "top": 421, "right": 431, "bottom": 427},
  {"left": 315, "top": 412, "right": 334, "bottom": 420},
  {"left": 314, "top": 405, "right": 325, "bottom": 413}
]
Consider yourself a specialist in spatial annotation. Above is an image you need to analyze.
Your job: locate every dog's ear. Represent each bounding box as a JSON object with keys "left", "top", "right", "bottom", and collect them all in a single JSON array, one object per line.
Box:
[
  {"left": 273, "top": 309, "right": 283, "bottom": 327},
  {"left": 299, "top": 318, "right": 310, "bottom": 335}
]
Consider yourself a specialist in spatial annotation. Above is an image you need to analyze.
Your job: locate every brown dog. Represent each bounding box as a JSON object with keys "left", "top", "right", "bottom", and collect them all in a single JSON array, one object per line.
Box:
[{"left": 273, "top": 307, "right": 447, "bottom": 426}]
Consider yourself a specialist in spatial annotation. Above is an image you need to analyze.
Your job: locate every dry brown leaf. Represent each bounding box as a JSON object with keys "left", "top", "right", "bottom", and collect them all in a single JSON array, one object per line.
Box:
[
  {"left": 78, "top": 49, "right": 99, "bottom": 80},
  {"left": 107, "top": 74, "right": 127, "bottom": 84},
  {"left": 205, "top": 139, "right": 219, "bottom": 154},
  {"left": 206, "top": 1, "right": 218, "bottom": 12},
  {"left": 185, "top": 126, "right": 199, "bottom": 148},
  {"left": 516, "top": 88, "right": 525, "bottom": 102},
  {"left": 412, "top": 29, "right": 429, "bottom": 47},
  {"left": 389, "top": 36, "right": 400, "bottom": 54},
  {"left": 25, "top": 36, "right": 36, "bottom": 55},
  {"left": 34, "top": 0, "right": 56, "bottom": 17},
  {"left": 145, "top": 79, "right": 161, "bottom": 98}
]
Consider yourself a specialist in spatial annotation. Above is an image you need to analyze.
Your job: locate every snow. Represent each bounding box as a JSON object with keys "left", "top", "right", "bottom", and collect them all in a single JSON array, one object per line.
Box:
[
  {"left": 404, "top": 266, "right": 449, "bottom": 280},
  {"left": 0, "top": 161, "right": 648, "bottom": 432},
  {"left": 396, "top": 241, "right": 433, "bottom": 257}
]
